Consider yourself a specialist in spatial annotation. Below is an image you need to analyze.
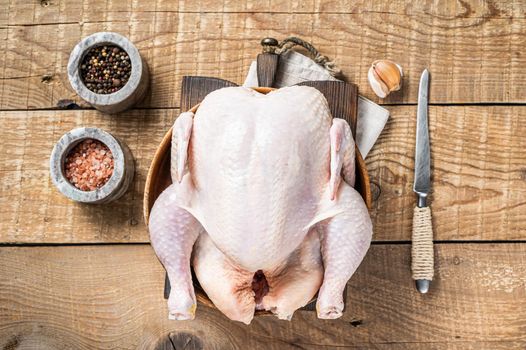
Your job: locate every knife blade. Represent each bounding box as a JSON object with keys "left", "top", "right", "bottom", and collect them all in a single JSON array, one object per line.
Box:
[
  {"left": 414, "top": 69, "right": 430, "bottom": 203},
  {"left": 411, "top": 69, "right": 434, "bottom": 294}
]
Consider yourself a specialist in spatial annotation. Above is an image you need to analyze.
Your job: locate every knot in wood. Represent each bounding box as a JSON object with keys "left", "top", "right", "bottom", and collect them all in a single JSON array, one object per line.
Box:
[{"left": 154, "top": 332, "right": 204, "bottom": 350}]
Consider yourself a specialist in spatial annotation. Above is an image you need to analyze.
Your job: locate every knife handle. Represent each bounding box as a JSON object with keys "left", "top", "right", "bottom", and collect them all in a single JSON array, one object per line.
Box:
[{"left": 411, "top": 206, "right": 434, "bottom": 284}]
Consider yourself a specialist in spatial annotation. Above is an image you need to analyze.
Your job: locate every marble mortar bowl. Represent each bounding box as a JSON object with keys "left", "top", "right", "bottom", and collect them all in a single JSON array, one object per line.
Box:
[
  {"left": 49, "top": 127, "right": 134, "bottom": 204},
  {"left": 67, "top": 32, "right": 149, "bottom": 113}
]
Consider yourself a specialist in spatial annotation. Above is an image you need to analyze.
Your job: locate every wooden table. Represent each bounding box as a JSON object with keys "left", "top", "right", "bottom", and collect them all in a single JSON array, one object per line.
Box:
[{"left": 1, "top": 1, "right": 525, "bottom": 349}]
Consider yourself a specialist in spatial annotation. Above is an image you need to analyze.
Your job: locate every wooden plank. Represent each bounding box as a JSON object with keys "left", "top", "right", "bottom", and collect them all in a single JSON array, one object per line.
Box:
[
  {"left": 367, "top": 105, "right": 526, "bottom": 241},
  {"left": 0, "top": 109, "right": 177, "bottom": 243},
  {"left": 0, "top": 105, "right": 524, "bottom": 243},
  {"left": 0, "top": 244, "right": 524, "bottom": 349},
  {"left": 3, "top": 0, "right": 525, "bottom": 22},
  {"left": 1, "top": 2, "right": 526, "bottom": 109}
]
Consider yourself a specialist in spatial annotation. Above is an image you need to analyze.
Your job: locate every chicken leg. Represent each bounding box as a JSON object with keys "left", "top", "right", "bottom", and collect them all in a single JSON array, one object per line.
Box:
[
  {"left": 149, "top": 184, "right": 202, "bottom": 320},
  {"left": 316, "top": 183, "right": 372, "bottom": 319}
]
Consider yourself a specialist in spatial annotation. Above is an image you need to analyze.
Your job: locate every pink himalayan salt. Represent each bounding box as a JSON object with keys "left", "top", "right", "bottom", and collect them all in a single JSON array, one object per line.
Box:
[{"left": 64, "top": 138, "right": 114, "bottom": 191}]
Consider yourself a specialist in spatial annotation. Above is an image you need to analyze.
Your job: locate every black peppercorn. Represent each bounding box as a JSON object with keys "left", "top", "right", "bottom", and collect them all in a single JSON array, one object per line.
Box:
[{"left": 80, "top": 45, "right": 131, "bottom": 94}]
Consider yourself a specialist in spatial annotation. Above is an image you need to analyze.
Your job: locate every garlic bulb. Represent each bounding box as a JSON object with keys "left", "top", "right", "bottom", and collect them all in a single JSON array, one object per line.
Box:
[{"left": 367, "top": 60, "right": 403, "bottom": 98}]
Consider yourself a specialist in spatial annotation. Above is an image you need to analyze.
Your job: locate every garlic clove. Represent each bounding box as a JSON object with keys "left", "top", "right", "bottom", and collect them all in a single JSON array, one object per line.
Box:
[
  {"left": 368, "top": 59, "right": 403, "bottom": 98},
  {"left": 373, "top": 60, "right": 402, "bottom": 91},
  {"left": 368, "top": 66, "right": 389, "bottom": 98}
]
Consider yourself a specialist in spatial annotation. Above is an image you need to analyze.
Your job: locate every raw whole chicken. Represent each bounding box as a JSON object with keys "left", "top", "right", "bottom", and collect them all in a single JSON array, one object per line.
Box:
[{"left": 149, "top": 86, "right": 372, "bottom": 324}]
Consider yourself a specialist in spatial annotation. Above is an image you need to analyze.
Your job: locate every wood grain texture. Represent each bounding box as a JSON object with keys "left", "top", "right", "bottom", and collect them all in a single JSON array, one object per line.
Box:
[
  {"left": 1, "top": 0, "right": 525, "bottom": 110},
  {"left": 2, "top": 0, "right": 525, "bottom": 20},
  {"left": 0, "top": 244, "right": 524, "bottom": 349},
  {"left": 0, "top": 104, "right": 524, "bottom": 243}
]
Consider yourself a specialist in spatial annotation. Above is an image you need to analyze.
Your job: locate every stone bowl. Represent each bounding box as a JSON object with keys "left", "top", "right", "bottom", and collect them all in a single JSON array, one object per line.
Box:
[
  {"left": 49, "top": 127, "right": 134, "bottom": 204},
  {"left": 67, "top": 32, "right": 149, "bottom": 113},
  {"left": 143, "top": 86, "right": 371, "bottom": 314}
]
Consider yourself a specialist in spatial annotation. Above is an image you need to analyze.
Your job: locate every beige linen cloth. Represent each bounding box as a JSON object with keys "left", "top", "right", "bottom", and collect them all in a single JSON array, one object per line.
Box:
[{"left": 243, "top": 51, "right": 389, "bottom": 158}]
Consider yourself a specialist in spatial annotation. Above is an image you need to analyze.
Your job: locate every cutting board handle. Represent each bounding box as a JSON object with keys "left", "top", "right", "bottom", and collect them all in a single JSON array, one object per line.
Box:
[
  {"left": 257, "top": 53, "right": 279, "bottom": 87},
  {"left": 256, "top": 37, "right": 280, "bottom": 87}
]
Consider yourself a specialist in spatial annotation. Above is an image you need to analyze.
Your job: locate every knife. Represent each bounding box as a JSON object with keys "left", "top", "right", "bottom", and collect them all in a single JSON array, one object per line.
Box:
[{"left": 412, "top": 69, "right": 434, "bottom": 294}]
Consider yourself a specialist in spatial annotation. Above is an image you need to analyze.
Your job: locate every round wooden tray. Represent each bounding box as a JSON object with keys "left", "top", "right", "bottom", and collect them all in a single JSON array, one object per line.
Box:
[{"left": 143, "top": 86, "right": 372, "bottom": 313}]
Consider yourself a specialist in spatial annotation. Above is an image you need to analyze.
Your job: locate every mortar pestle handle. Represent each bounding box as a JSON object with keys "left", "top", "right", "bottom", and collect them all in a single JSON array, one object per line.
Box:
[{"left": 257, "top": 38, "right": 280, "bottom": 88}]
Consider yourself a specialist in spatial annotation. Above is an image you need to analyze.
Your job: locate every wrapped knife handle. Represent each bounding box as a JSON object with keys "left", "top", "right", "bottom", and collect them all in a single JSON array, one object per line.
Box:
[{"left": 411, "top": 206, "right": 434, "bottom": 282}]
